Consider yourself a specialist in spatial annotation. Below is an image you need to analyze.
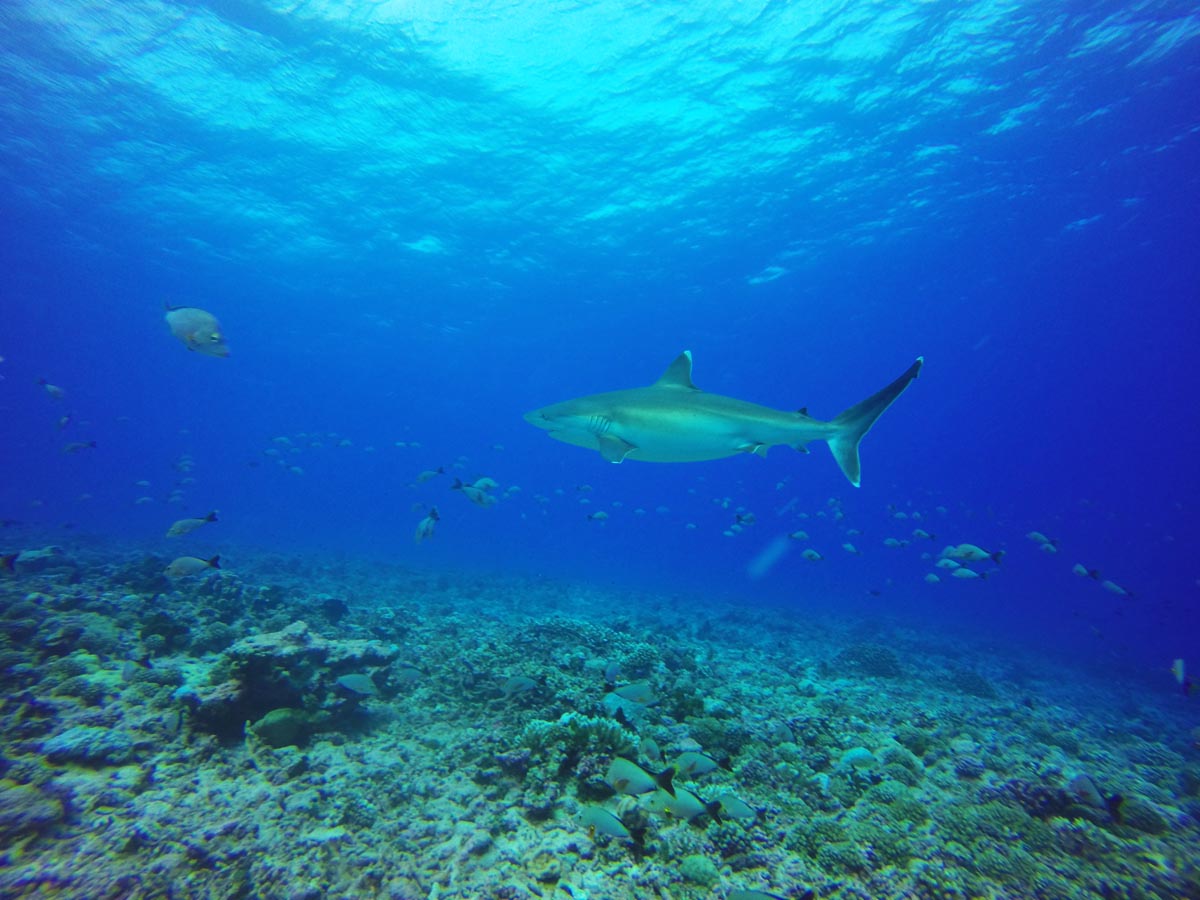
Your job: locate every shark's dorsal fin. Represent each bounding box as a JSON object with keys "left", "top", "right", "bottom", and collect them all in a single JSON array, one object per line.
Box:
[{"left": 653, "top": 351, "right": 698, "bottom": 390}]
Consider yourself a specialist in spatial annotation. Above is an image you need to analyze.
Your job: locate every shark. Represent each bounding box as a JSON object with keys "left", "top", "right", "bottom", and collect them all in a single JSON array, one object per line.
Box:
[{"left": 524, "top": 352, "right": 923, "bottom": 487}]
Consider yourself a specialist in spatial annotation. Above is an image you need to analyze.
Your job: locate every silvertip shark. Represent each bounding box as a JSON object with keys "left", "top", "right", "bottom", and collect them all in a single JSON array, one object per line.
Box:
[{"left": 524, "top": 352, "right": 923, "bottom": 487}]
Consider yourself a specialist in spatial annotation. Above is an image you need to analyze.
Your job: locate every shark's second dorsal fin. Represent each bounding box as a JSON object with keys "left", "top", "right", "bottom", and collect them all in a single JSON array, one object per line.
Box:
[{"left": 653, "top": 351, "right": 698, "bottom": 390}]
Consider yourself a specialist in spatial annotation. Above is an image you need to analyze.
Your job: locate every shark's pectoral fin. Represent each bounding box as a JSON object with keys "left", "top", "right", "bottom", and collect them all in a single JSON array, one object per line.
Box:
[
  {"left": 740, "top": 443, "right": 769, "bottom": 458},
  {"left": 597, "top": 434, "right": 637, "bottom": 463}
]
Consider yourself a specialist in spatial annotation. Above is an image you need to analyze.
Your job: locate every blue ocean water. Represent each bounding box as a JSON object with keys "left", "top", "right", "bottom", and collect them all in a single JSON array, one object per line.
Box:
[{"left": 2, "top": 0, "right": 1198, "bottom": 711}]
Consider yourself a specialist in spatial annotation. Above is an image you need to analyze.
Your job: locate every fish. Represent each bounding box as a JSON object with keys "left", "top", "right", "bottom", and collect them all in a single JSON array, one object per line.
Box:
[
  {"left": 912, "top": 528, "right": 935, "bottom": 540},
  {"left": 841, "top": 542, "right": 861, "bottom": 555},
  {"left": 165, "top": 303, "right": 230, "bottom": 357},
  {"left": 1171, "top": 659, "right": 1185, "bottom": 685},
  {"left": 166, "top": 511, "right": 218, "bottom": 538},
  {"left": 883, "top": 537, "right": 908, "bottom": 548},
  {"left": 639, "top": 737, "right": 662, "bottom": 763},
  {"left": 801, "top": 548, "right": 823, "bottom": 561},
  {"left": 452, "top": 478, "right": 496, "bottom": 507},
  {"left": 163, "top": 555, "right": 220, "bottom": 578},
  {"left": 1039, "top": 542, "right": 1059, "bottom": 554},
  {"left": 577, "top": 805, "right": 633, "bottom": 841},
  {"left": 611, "top": 681, "right": 656, "bottom": 705},
  {"left": 500, "top": 675, "right": 539, "bottom": 697},
  {"left": 525, "top": 352, "right": 924, "bottom": 487},
  {"left": 675, "top": 750, "right": 732, "bottom": 778},
  {"left": 1026, "top": 531, "right": 1055, "bottom": 545},
  {"left": 414, "top": 507, "right": 439, "bottom": 543},
  {"left": 644, "top": 786, "right": 719, "bottom": 821},
  {"left": 1072, "top": 563, "right": 1101, "bottom": 579},
  {"left": 606, "top": 758, "right": 675, "bottom": 797},
  {"left": 935, "top": 557, "right": 961, "bottom": 570},
  {"left": 38, "top": 379, "right": 65, "bottom": 399},
  {"left": 788, "top": 530, "right": 809, "bottom": 541},
  {"left": 713, "top": 793, "right": 758, "bottom": 823},
  {"left": 63, "top": 440, "right": 97, "bottom": 454},
  {"left": 1101, "top": 580, "right": 1131, "bottom": 598},
  {"left": 951, "top": 567, "right": 986, "bottom": 580},
  {"left": 587, "top": 510, "right": 610, "bottom": 522},
  {"left": 924, "top": 573, "right": 941, "bottom": 584},
  {"left": 940, "top": 543, "right": 1004, "bottom": 564}
]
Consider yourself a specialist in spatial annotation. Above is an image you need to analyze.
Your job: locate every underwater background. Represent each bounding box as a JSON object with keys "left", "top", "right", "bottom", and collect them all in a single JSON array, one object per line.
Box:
[{"left": 2, "top": 1, "right": 1199, "bottom": 898}]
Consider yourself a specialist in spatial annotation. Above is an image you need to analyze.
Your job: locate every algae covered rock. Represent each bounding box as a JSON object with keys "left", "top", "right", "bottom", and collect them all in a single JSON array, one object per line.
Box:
[
  {"left": 679, "top": 853, "right": 720, "bottom": 887},
  {"left": 1117, "top": 796, "right": 1168, "bottom": 835},
  {"left": 186, "top": 621, "right": 398, "bottom": 740},
  {"left": 41, "top": 724, "right": 137, "bottom": 766},
  {"left": 0, "top": 781, "right": 65, "bottom": 843}
]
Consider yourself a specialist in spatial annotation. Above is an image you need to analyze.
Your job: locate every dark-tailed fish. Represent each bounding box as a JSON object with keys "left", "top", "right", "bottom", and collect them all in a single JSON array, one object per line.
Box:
[
  {"left": 611, "top": 681, "right": 655, "bottom": 705},
  {"left": 644, "top": 786, "right": 717, "bottom": 821},
  {"left": 940, "top": 543, "right": 1004, "bottom": 564},
  {"left": 788, "top": 530, "right": 808, "bottom": 541},
  {"left": 166, "top": 511, "right": 217, "bottom": 538},
  {"left": 605, "top": 758, "right": 675, "bottom": 797},
  {"left": 801, "top": 548, "right": 822, "bottom": 561},
  {"left": 675, "top": 750, "right": 731, "bottom": 778},
  {"left": 841, "top": 541, "right": 860, "bottom": 555},
  {"left": 164, "top": 555, "right": 220, "bottom": 578},
  {"left": 336, "top": 673, "right": 379, "bottom": 697},
  {"left": 924, "top": 573, "right": 941, "bottom": 584},
  {"left": 63, "top": 440, "right": 96, "bottom": 454},
  {"left": 714, "top": 792, "right": 758, "bottom": 822},
  {"left": 414, "top": 507, "right": 439, "bottom": 543},
  {"left": 912, "top": 528, "right": 934, "bottom": 540},
  {"left": 1101, "top": 579, "right": 1131, "bottom": 598},
  {"left": 452, "top": 478, "right": 496, "bottom": 507},
  {"left": 1072, "top": 563, "right": 1101, "bottom": 580},
  {"left": 587, "top": 510, "right": 609, "bottom": 522},
  {"left": 165, "top": 303, "right": 230, "bottom": 357},
  {"left": 38, "top": 379, "right": 65, "bottom": 399},
  {"left": 415, "top": 467, "right": 444, "bottom": 484},
  {"left": 639, "top": 737, "right": 662, "bottom": 763},
  {"left": 500, "top": 675, "right": 538, "bottom": 697},
  {"left": 1171, "top": 658, "right": 1185, "bottom": 685},
  {"left": 935, "top": 557, "right": 961, "bottom": 570},
  {"left": 951, "top": 567, "right": 985, "bottom": 580},
  {"left": 603, "top": 660, "right": 622, "bottom": 684},
  {"left": 577, "top": 805, "right": 632, "bottom": 841}
]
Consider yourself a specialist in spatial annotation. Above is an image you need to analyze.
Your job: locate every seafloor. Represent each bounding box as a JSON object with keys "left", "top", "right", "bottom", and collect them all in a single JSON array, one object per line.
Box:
[{"left": 1, "top": 532, "right": 1197, "bottom": 900}]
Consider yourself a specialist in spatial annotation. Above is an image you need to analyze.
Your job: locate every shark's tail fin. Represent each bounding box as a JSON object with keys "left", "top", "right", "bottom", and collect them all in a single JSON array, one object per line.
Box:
[{"left": 826, "top": 357, "right": 923, "bottom": 487}]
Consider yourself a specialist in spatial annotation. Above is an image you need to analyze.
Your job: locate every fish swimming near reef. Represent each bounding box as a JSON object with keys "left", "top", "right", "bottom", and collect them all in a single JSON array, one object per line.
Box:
[
  {"left": 524, "top": 351, "right": 923, "bottom": 486},
  {"left": 166, "top": 511, "right": 217, "bottom": 538},
  {"left": 164, "top": 555, "right": 220, "bottom": 578},
  {"left": 165, "top": 303, "right": 230, "bottom": 357},
  {"left": 414, "top": 507, "right": 439, "bottom": 543}
]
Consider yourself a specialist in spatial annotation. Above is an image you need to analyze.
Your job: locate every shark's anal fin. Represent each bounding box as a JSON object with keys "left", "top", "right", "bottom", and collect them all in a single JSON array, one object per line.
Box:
[{"left": 597, "top": 434, "right": 636, "bottom": 463}]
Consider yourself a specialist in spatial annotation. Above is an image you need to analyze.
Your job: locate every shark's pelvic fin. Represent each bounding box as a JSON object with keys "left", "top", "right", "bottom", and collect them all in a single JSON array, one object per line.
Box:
[
  {"left": 653, "top": 351, "right": 699, "bottom": 390},
  {"left": 826, "top": 357, "right": 924, "bottom": 487}
]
